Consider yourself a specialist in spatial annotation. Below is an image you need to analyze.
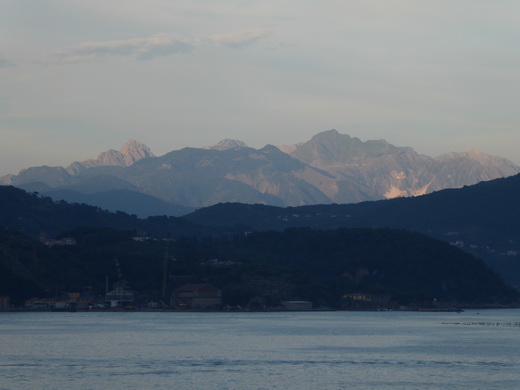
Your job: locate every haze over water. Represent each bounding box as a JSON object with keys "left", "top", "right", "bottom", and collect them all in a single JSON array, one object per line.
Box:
[{"left": 1, "top": 309, "right": 519, "bottom": 389}]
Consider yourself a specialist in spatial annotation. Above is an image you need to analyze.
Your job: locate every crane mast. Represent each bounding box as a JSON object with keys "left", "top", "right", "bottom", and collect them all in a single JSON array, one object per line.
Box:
[{"left": 162, "top": 239, "right": 169, "bottom": 298}]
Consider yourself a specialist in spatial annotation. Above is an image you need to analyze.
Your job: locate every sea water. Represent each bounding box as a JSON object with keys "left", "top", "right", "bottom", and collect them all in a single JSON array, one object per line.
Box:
[{"left": 1, "top": 310, "right": 519, "bottom": 390}]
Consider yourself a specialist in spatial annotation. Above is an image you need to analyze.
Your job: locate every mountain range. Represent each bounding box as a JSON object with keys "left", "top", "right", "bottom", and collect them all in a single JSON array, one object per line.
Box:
[{"left": 2, "top": 130, "right": 519, "bottom": 216}]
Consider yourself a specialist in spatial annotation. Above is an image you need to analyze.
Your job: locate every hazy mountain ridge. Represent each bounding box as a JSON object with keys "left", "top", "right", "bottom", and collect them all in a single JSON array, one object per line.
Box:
[
  {"left": 0, "top": 140, "right": 155, "bottom": 187},
  {"left": 1, "top": 130, "right": 519, "bottom": 215}
]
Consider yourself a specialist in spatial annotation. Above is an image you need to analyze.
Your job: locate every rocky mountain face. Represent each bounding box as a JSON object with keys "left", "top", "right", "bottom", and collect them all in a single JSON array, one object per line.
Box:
[
  {"left": 66, "top": 139, "right": 155, "bottom": 175},
  {"left": 1, "top": 130, "right": 519, "bottom": 215},
  {"left": 116, "top": 145, "right": 332, "bottom": 208},
  {"left": 202, "top": 139, "right": 248, "bottom": 150},
  {"left": 0, "top": 139, "right": 155, "bottom": 188},
  {"left": 284, "top": 130, "right": 520, "bottom": 203}
]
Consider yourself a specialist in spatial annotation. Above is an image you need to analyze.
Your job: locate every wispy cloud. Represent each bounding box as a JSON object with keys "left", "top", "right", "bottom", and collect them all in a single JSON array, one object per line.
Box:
[
  {"left": 55, "top": 35, "right": 193, "bottom": 62},
  {"left": 0, "top": 58, "right": 15, "bottom": 68},
  {"left": 208, "top": 29, "right": 271, "bottom": 48},
  {"left": 52, "top": 29, "right": 270, "bottom": 63}
]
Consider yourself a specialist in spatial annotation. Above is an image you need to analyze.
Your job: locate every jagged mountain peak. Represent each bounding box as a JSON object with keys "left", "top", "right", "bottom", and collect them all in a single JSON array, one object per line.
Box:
[
  {"left": 285, "top": 129, "right": 408, "bottom": 167},
  {"left": 203, "top": 139, "right": 248, "bottom": 151},
  {"left": 118, "top": 139, "right": 156, "bottom": 165},
  {"left": 66, "top": 140, "right": 155, "bottom": 175}
]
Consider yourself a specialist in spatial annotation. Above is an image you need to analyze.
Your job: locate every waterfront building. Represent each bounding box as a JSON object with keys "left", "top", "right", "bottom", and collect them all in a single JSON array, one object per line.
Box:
[{"left": 171, "top": 284, "right": 222, "bottom": 310}]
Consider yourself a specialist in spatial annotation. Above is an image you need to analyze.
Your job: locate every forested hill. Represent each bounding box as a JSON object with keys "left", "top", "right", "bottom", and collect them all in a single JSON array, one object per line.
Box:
[
  {"left": 3, "top": 173, "right": 520, "bottom": 249},
  {"left": 0, "top": 185, "right": 212, "bottom": 239},
  {"left": 0, "top": 225, "right": 517, "bottom": 308},
  {"left": 207, "top": 227, "right": 519, "bottom": 307},
  {"left": 184, "top": 173, "right": 520, "bottom": 251},
  {"left": 0, "top": 183, "right": 519, "bottom": 308}
]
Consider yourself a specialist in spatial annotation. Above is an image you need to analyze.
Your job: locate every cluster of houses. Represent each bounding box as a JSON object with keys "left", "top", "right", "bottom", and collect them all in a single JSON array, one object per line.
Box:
[
  {"left": 6, "top": 283, "right": 225, "bottom": 311},
  {"left": 2, "top": 283, "right": 324, "bottom": 311},
  {"left": 1, "top": 282, "right": 399, "bottom": 311},
  {"left": 104, "top": 282, "right": 225, "bottom": 310},
  {"left": 39, "top": 233, "right": 77, "bottom": 247}
]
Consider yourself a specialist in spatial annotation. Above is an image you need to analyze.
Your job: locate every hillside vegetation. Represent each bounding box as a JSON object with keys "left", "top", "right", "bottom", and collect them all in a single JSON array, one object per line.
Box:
[
  {"left": 184, "top": 174, "right": 520, "bottom": 288},
  {"left": 0, "top": 182, "right": 519, "bottom": 308}
]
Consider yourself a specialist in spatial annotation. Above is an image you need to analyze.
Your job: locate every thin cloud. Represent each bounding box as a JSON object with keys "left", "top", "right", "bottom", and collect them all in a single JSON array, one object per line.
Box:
[
  {"left": 52, "top": 29, "right": 270, "bottom": 63},
  {"left": 55, "top": 36, "right": 193, "bottom": 62},
  {"left": 0, "top": 58, "right": 15, "bottom": 68},
  {"left": 208, "top": 29, "right": 271, "bottom": 48}
]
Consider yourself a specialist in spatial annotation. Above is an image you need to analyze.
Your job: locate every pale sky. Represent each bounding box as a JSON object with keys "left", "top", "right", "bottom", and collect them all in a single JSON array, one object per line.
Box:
[{"left": 1, "top": 0, "right": 519, "bottom": 176}]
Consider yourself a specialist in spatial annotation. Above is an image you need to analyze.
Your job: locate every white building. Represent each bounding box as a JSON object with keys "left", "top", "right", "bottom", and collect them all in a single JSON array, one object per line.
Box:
[{"left": 105, "top": 285, "right": 135, "bottom": 308}]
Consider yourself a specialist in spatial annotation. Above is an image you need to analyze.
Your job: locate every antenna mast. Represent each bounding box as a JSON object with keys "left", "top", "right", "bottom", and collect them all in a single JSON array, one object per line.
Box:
[{"left": 162, "top": 237, "right": 170, "bottom": 298}]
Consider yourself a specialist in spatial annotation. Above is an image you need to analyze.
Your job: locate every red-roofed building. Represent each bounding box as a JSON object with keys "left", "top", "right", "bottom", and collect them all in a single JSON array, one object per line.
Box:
[{"left": 171, "top": 284, "right": 222, "bottom": 310}]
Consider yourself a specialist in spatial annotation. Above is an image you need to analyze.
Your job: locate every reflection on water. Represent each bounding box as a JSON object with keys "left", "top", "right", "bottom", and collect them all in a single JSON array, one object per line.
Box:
[{"left": 1, "top": 310, "right": 519, "bottom": 390}]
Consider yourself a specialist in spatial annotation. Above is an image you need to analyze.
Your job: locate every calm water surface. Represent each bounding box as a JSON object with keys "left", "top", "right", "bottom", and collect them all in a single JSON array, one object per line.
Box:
[{"left": 1, "top": 310, "right": 519, "bottom": 389}]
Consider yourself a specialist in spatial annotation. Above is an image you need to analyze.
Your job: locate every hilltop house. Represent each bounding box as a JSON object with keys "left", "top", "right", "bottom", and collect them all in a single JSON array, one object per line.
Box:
[
  {"left": 39, "top": 233, "right": 76, "bottom": 247},
  {"left": 171, "top": 284, "right": 222, "bottom": 310}
]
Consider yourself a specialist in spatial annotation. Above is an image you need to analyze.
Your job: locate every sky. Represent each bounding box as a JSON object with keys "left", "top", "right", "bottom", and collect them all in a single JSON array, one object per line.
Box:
[{"left": 1, "top": 0, "right": 519, "bottom": 176}]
